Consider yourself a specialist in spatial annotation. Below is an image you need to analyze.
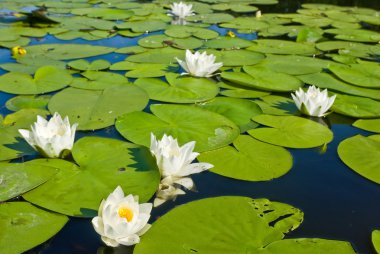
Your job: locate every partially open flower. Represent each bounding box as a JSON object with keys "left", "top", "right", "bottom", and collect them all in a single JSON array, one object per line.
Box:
[
  {"left": 291, "top": 85, "right": 336, "bottom": 117},
  {"left": 18, "top": 112, "right": 78, "bottom": 158},
  {"left": 169, "top": 2, "right": 194, "bottom": 19},
  {"left": 92, "top": 186, "right": 152, "bottom": 247},
  {"left": 150, "top": 133, "right": 213, "bottom": 206},
  {"left": 176, "top": 49, "right": 223, "bottom": 77},
  {"left": 11, "top": 46, "right": 27, "bottom": 57}
]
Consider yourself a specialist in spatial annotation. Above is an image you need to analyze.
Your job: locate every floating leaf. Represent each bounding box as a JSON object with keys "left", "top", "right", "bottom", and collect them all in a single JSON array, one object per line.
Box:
[
  {"left": 329, "top": 64, "right": 380, "bottom": 88},
  {"left": 372, "top": 230, "right": 380, "bottom": 254},
  {"left": 338, "top": 135, "right": 380, "bottom": 184},
  {"left": 353, "top": 119, "right": 380, "bottom": 133},
  {"left": 48, "top": 85, "right": 148, "bottom": 130},
  {"left": 111, "top": 61, "right": 177, "bottom": 78},
  {"left": 186, "top": 13, "right": 234, "bottom": 24},
  {"left": 117, "top": 20, "right": 167, "bottom": 33},
  {"left": 23, "top": 137, "right": 160, "bottom": 217},
  {"left": 71, "top": 8, "right": 133, "bottom": 20},
  {"left": 249, "top": 115, "right": 333, "bottom": 148},
  {"left": 6, "top": 95, "right": 50, "bottom": 111},
  {"left": 164, "top": 26, "right": 219, "bottom": 39},
  {"left": 135, "top": 74, "right": 219, "bottom": 103},
  {"left": 204, "top": 36, "right": 253, "bottom": 49},
  {"left": 207, "top": 49, "right": 265, "bottom": 66},
  {"left": 0, "top": 66, "right": 72, "bottom": 95},
  {"left": 116, "top": 104, "right": 240, "bottom": 152},
  {"left": 126, "top": 47, "right": 184, "bottom": 64},
  {"left": 67, "top": 59, "right": 110, "bottom": 71},
  {"left": 247, "top": 39, "right": 318, "bottom": 55},
  {"left": 255, "top": 95, "right": 299, "bottom": 116},
  {"left": 0, "top": 202, "right": 68, "bottom": 254},
  {"left": 196, "top": 97, "right": 262, "bottom": 132},
  {"left": 0, "top": 162, "right": 58, "bottom": 202},
  {"left": 332, "top": 94, "right": 380, "bottom": 118},
  {"left": 198, "top": 135, "right": 292, "bottom": 181}
]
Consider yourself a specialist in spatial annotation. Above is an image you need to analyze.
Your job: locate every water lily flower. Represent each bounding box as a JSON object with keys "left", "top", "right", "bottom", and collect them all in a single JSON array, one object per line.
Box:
[
  {"left": 150, "top": 133, "right": 213, "bottom": 206},
  {"left": 176, "top": 49, "right": 223, "bottom": 77},
  {"left": 169, "top": 2, "right": 194, "bottom": 19},
  {"left": 291, "top": 85, "right": 336, "bottom": 117},
  {"left": 11, "top": 46, "right": 26, "bottom": 57},
  {"left": 18, "top": 112, "right": 78, "bottom": 158},
  {"left": 92, "top": 186, "right": 152, "bottom": 247}
]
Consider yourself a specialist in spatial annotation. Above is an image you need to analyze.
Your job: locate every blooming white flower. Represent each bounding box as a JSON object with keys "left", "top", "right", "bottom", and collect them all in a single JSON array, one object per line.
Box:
[
  {"left": 169, "top": 2, "right": 194, "bottom": 19},
  {"left": 291, "top": 85, "right": 336, "bottom": 117},
  {"left": 18, "top": 112, "right": 78, "bottom": 158},
  {"left": 92, "top": 186, "right": 152, "bottom": 247},
  {"left": 150, "top": 133, "right": 213, "bottom": 206},
  {"left": 176, "top": 49, "right": 223, "bottom": 77}
]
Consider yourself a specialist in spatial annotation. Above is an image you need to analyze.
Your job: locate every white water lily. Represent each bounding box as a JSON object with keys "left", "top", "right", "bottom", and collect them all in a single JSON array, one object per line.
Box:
[
  {"left": 92, "top": 186, "right": 152, "bottom": 247},
  {"left": 150, "top": 133, "right": 213, "bottom": 206},
  {"left": 176, "top": 49, "right": 223, "bottom": 77},
  {"left": 291, "top": 85, "right": 336, "bottom": 117},
  {"left": 169, "top": 2, "right": 194, "bottom": 19},
  {"left": 18, "top": 112, "right": 78, "bottom": 158}
]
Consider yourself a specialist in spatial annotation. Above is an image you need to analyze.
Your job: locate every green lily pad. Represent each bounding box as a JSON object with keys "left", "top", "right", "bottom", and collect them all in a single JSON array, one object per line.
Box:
[
  {"left": 297, "top": 73, "right": 380, "bottom": 101},
  {"left": 116, "top": 104, "right": 240, "bottom": 152},
  {"left": 111, "top": 61, "right": 177, "bottom": 78},
  {"left": 70, "top": 71, "right": 131, "bottom": 90},
  {"left": 5, "top": 95, "right": 50, "bottom": 111},
  {"left": 325, "top": 28, "right": 380, "bottom": 43},
  {"left": 221, "top": 67, "right": 302, "bottom": 92},
  {"left": 67, "top": 59, "right": 110, "bottom": 71},
  {"left": 353, "top": 119, "right": 380, "bottom": 133},
  {"left": 196, "top": 97, "right": 262, "bottom": 132},
  {"left": 0, "top": 66, "right": 72, "bottom": 95},
  {"left": 198, "top": 135, "right": 292, "bottom": 181},
  {"left": 255, "top": 95, "right": 299, "bottom": 116},
  {"left": 135, "top": 196, "right": 354, "bottom": 254},
  {"left": 138, "top": 34, "right": 203, "bottom": 49},
  {"left": 247, "top": 39, "right": 318, "bottom": 55},
  {"left": 338, "top": 135, "right": 380, "bottom": 184},
  {"left": 219, "top": 17, "right": 269, "bottom": 31},
  {"left": 329, "top": 64, "right": 380, "bottom": 88},
  {"left": 212, "top": 3, "right": 258, "bottom": 13},
  {"left": 218, "top": 82, "right": 270, "bottom": 98},
  {"left": 207, "top": 49, "right": 265, "bottom": 66},
  {"left": 204, "top": 36, "right": 253, "bottom": 49},
  {"left": 48, "top": 85, "right": 148, "bottom": 130},
  {"left": 248, "top": 115, "right": 333, "bottom": 148},
  {"left": 135, "top": 74, "right": 219, "bottom": 103},
  {"left": 164, "top": 26, "right": 219, "bottom": 39},
  {"left": 23, "top": 136, "right": 160, "bottom": 217},
  {"left": 372, "top": 230, "right": 380, "bottom": 254},
  {"left": 71, "top": 8, "right": 133, "bottom": 20},
  {"left": 0, "top": 109, "right": 49, "bottom": 161},
  {"left": 24, "top": 44, "right": 115, "bottom": 60},
  {"left": 0, "top": 162, "right": 58, "bottom": 202},
  {"left": 257, "top": 54, "right": 334, "bottom": 75},
  {"left": 0, "top": 202, "right": 68, "bottom": 254},
  {"left": 332, "top": 94, "right": 380, "bottom": 118},
  {"left": 316, "top": 40, "right": 377, "bottom": 59},
  {"left": 117, "top": 20, "right": 168, "bottom": 33},
  {"left": 186, "top": 13, "right": 234, "bottom": 24}
]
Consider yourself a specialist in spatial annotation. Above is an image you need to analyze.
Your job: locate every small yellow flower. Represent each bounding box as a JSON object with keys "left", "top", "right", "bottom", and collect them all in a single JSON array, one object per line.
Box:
[
  {"left": 11, "top": 46, "right": 27, "bottom": 57},
  {"left": 227, "top": 31, "right": 236, "bottom": 38}
]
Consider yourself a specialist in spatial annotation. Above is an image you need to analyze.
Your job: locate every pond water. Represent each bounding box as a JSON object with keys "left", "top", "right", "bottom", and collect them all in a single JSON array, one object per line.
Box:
[{"left": 1, "top": 0, "right": 380, "bottom": 253}]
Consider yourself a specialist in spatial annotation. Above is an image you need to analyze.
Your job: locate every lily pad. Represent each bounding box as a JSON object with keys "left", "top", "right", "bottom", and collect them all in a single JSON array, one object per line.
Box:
[
  {"left": 0, "top": 66, "right": 73, "bottom": 95},
  {"left": 23, "top": 136, "right": 160, "bottom": 217},
  {"left": 198, "top": 135, "right": 292, "bottom": 181},
  {"left": 126, "top": 47, "right": 185, "bottom": 64},
  {"left": 207, "top": 49, "right": 265, "bottom": 66},
  {"left": 255, "top": 95, "right": 299, "bottom": 116},
  {"left": 338, "top": 135, "right": 380, "bottom": 184},
  {"left": 247, "top": 39, "right": 318, "bottom": 55},
  {"left": 67, "top": 59, "right": 110, "bottom": 71},
  {"left": 116, "top": 104, "right": 240, "bottom": 152},
  {"left": 0, "top": 162, "right": 58, "bottom": 202},
  {"left": 117, "top": 20, "right": 168, "bottom": 33},
  {"left": 135, "top": 74, "right": 219, "bottom": 103},
  {"left": 5, "top": 95, "right": 50, "bottom": 111},
  {"left": 204, "top": 36, "right": 253, "bottom": 49},
  {"left": 0, "top": 202, "right": 68, "bottom": 254},
  {"left": 111, "top": 62, "right": 177, "bottom": 78},
  {"left": 138, "top": 34, "right": 203, "bottom": 49},
  {"left": 164, "top": 26, "right": 219, "bottom": 39},
  {"left": 353, "top": 119, "right": 380, "bottom": 133},
  {"left": 332, "top": 94, "right": 380, "bottom": 118},
  {"left": 329, "top": 64, "right": 380, "bottom": 88},
  {"left": 186, "top": 13, "right": 234, "bottom": 24},
  {"left": 248, "top": 115, "right": 333, "bottom": 148},
  {"left": 196, "top": 97, "right": 262, "bottom": 132},
  {"left": 48, "top": 85, "right": 148, "bottom": 130},
  {"left": 372, "top": 230, "right": 380, "bottom": 254},
  {"left": 24, "top": 44, "right": 115, "bottom": 60}
]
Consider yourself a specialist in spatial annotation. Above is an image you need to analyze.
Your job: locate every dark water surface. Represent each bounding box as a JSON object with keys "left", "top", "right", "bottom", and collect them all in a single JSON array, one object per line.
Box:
[{"left": 1, "top": 0, "right": 379, "bottom": 253}]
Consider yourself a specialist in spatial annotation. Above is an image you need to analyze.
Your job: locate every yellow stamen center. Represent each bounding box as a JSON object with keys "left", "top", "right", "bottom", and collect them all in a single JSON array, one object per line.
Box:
[{"left": 118, "top": 207, "right": 134, "bottom": 222}]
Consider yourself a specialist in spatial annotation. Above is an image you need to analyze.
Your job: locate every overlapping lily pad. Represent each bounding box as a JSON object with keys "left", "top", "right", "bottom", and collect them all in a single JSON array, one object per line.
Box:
[
  {"left": 0, "top": 162, "right": 58, "bottom": 202},
  {"left": 116, "top": 104, "right": 240, "bottom": 152},
  {"left": 134, "top": 196, "right": 355, "bottom": 254},
  {"left": 353, "top": 119, "right": 380, "bottom": 133},
  {"left": 329, "top": 64, "right": 380, "bottom": 88},
  {"left": 111, "top": 61, "right": 177, "bottom": 78},
  {"left": 23, "top": 136, "right": 160, "bottom": 217},
  {"left": 135, "top": 74, "right": 219, "bottom": 103},
  {"left": 249, "top": 115, "right": 333, "bottom": 148},
  {"left": 0, "top": 66, "right": 72, "bottom": 94},
  {"left": 67, "top": 59, "right": 110, "bottom": 71},
  {"left": 206, "top": 49, "right": 265, "bottom": 66},
  {"left": 0, "top": 202, "right": 68, "bottom": 254},
  {"left": 332, "top": 94, "right": 380, "bottom": 118},
  {"left": 48, "top": 85, "right": 148, "bottom": 130},
  {"left": 247, "top": 39, "right": 318, "bottom": 55},
  {"left": 198, "top": 135, "right": 292, "bottom": 181},
  {"left": 5, "top": 95, "right": 50, "bottom": 111},
  {"left": 255, "top": 95, "right": 299, "bottom": 116},
  {"left": 338, "top": 135, "right": 380, "bottom": 184}
]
